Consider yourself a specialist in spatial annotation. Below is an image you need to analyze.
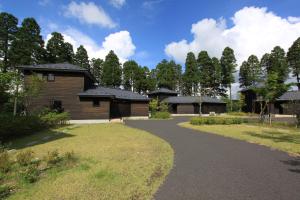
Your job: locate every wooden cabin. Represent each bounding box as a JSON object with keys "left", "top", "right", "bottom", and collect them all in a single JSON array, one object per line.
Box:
[{"left": 18, "top": 63, "right": 149, "bottom": 120}]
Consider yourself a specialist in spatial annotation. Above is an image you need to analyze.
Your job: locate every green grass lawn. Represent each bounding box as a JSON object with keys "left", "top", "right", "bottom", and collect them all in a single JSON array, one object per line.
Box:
[
  {"left": 6, "top": 123, "right": 173, "bottom": 200},
  {"left": 180, "top": 122, "right": 300, "bottom": 156}
]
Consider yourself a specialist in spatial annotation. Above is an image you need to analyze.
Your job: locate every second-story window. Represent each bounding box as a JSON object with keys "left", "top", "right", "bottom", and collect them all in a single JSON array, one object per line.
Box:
[{"left": 47, "top": 73, "right": 55, "bottom": 82}]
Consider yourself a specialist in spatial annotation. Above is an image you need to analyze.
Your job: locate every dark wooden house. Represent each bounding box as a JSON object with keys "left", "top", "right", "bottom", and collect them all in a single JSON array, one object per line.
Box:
[
  {"left": 18, "top": 63, "right": 150, "bottom": 120},
  {"left": 241, "top": 88, "right": 300, "bottom": 115},
  {"left": 148, "top": 88, "right": 226, "bottom": 114}
]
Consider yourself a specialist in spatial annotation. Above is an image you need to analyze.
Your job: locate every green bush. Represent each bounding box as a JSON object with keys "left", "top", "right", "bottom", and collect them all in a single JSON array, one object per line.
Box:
[
  {"left": 40, "top": 112, "right": 70, "bottom": 127},
  {"left": 190, "top": 117, "right": 247, "bottom": 125},
  {"left": 16, "top": 150, "right": 34, "bottom": 166},
  {"left": 45, "top": 150, "right": 61, "bottom": 166},
  {"left": 21, "top": 165, "right": 40, "bottom": 183},
  {"left": 151, "top": 111, "right": 171, "bottom": 119},
  {"left": 0, "top": 184, "right": 11, "bottom": 199},
  {"left": 0, "top": 111, "right": 70, "bottom": 141},
  {"left": 0, "top": 114, "right": 44, "bottom": 141},
  {"left": 0, "top": 148, "right": 10, "bottom": 173}
]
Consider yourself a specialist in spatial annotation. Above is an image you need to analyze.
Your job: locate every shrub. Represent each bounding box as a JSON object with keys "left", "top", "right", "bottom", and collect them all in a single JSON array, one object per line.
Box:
[
  {"left": 40, "top": 111, "right": 70, "bottom": 127},
  {"left": 149, "top": 99, "right": 158, "bottom": 113},
  {"left": 63, "top": 151, "right": 77, "bottom": 163},
  {"left": 190, "top": 117, "right": 246, "bottom": 125},
  {"left": 45, "top": 150, "right": 61, "bottom": 166},
  {"left": 0, "top": 185, "right": 11, "bottom": 199},
  {"left": 0, "top": 114, "right": 44, "bottom": 141},
  {"left": 151, "top": 111, "right": 170, "bottom": 119},
  {"left": 16, "top": 150, "right": 34, "bottom": 166},
  {"left": 21, "top": 165, "right": 40, "bottom": 183},
  {"left": 159, "top": 101, "right": 168, "bottom": 112},
  {"left": 0, "top": 148, "right": 11, "bottom": 173}
]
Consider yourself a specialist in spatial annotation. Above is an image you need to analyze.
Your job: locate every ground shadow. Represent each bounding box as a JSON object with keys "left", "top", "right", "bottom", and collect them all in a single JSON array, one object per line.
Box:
[
  {"left": 245, "top": 130, "right": 300, "bottom": 144},
  {"left": 280, "top": 158, "right": 300, "bottom": 174},
  {"left": 4, "top": 125, "right": 79, "bottom": 150}
]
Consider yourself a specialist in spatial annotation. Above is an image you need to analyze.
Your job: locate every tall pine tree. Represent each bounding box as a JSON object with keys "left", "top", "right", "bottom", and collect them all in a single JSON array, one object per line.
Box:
[
  {"left": 287, "top": 37, "right": 300, "bottom": 90},
  {"left": 74, "top": 45, "right": 90, "bottom": 70},
  {"left": 221, "top": 47, "right": 237, "bottom": 111},
  {"left": 268, "top": 46, "right": 289, "bottom": 84},
  {"left": 183, "top": 52, "right": 199, "bottom": 95},
  {"left": 211, "top": 57, "right": 224, "bottom": 96},
  {"left": 90, "top": 58, "right": 103, "bottom": 84},
  {"left": 10, "top": 18, "right": 46, "bottom": 66},
  {"left": 198, "top": 51, "right": 214, "bottom": 94},
  {"left": 123, "top": 60, "right": 139, "bottom": 91},
  {"left": 46, "top": 32, "right": 74, "bottom": 63},
  {"left": 102, "top": 50, "right": 122, "bottom": 87},
  {"left": 0, "top": 12, "right": 18, "bottom": 72}
]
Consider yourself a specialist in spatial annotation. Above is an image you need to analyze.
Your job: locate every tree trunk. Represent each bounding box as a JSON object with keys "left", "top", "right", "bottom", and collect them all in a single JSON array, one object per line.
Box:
[
  {"left": 13, "top": 84, "right": 19, "bottom": 116},
  {"left": 229, "top": 84, "right": 232, "bottom": 112},
  {"left": 268, "top": 103, "right": 272, "bottom": 125},
  {"left": 297, "top": 74, "right": 300, "bottom": 91}
]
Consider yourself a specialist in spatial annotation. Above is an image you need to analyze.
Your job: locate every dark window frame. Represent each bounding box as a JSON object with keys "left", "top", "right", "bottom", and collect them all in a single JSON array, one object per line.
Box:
[
  {"left": 93, "top": 99, "right": 100, "bottom": 107},
  {"left": 47, "top": 73, "right": 55, "bottom": 82}
]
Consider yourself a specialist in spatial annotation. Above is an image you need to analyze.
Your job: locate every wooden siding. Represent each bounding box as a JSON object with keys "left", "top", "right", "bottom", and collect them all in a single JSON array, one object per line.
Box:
[
  {"left": 177, "top": 104, "right": 195, "bottom": 114},
  {"left": 201, "top": 103, "right": 226, "bottom": 114},
  {"left": 130, "top": 102, "right": 149, "bottom": 116},
  {"left": 24, "top": 71, "right": 110, "bottom": 119}
]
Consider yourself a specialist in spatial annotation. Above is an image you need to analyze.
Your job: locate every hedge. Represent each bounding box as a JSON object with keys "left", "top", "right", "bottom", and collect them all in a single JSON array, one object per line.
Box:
[
  {"left": 151, "top": 111, "right": 171, "bottom": 119},
  {"left": 190, "top": 117, "right": 247, "bottom": 125},
  {"left": 0, "top": 112, "right": 70, "bottom": 141}
]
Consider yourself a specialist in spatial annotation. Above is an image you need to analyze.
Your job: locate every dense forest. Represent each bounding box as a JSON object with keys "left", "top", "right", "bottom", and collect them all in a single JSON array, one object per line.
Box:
[{"left": 1, "top": 11, "right": 300, "bottom": 114}]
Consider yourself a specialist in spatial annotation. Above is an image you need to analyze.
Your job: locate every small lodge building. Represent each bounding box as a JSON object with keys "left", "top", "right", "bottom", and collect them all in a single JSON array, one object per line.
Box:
[
  {"left": 18, "top": 63, "right": 150, "bottom": 120},
  {"left": 147, "top": 88, "right": 226, "bottom": 114},
  {"left": 241, "top": 88, "right": 300, "bottom": 115}
]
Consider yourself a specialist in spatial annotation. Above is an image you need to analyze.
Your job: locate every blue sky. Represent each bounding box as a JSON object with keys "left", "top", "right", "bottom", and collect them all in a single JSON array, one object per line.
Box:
[{"left": 1, "top": 0, "right": 300, "bottom": 71}]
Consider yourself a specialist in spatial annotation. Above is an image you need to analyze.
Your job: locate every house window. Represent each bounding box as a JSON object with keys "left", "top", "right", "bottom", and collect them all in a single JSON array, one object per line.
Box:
[
  {"left": 93, "top": 99, "right": 100, "bottom": 107},
  {"left": 51, "top": 100, "right": 63, "bottom": 112},
  {"left": 47, "top": 73, "right": 55, "bottom": 82}
]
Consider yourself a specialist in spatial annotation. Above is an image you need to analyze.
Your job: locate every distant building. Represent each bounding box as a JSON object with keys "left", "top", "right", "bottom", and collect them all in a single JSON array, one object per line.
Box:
[{"left": 148, "top": 88, "right": 226, "bottom": 114}]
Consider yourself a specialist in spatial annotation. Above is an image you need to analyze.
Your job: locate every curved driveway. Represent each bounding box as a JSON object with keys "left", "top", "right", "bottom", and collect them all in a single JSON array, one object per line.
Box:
[{"left": 125, "top": 117, "right": 300, "bottom": 200}]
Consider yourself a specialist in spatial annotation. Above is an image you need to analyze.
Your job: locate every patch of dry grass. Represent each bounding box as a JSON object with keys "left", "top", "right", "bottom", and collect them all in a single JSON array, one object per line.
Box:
[
  {"left": 180, "top": 122, "right": 300, "bottom": 156},
  {"left": 7, "top": 123, "right": 173, "bottom": 200}
]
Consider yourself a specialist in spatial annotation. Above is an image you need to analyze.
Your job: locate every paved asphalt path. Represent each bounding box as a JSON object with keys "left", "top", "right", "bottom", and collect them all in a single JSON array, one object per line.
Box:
[{"left": 125, "top": 117, "right": 300, "bottom": 200}]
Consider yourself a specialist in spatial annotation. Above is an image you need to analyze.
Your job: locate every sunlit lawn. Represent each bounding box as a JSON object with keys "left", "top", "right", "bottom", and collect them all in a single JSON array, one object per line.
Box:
[
  {"left": 7, "top": 123, "right": 173, "bottom": 200},
  {"left": 180, "top": 122, "right": 300, "bottom": 155}
]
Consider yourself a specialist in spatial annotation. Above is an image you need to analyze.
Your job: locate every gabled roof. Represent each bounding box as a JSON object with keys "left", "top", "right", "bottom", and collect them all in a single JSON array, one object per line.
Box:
[
  {"left": 17, "top": 63, "right": 96, "bottom": 82},
  {"left": 277, "top": 91, "right": 300, "bottom": 101},
  {"left": 163, "top": 96, "right": 225, "bottom": 104},
  {"left": 148, "top": 88, "right": 178, "bottom": 95},
  {"left": 78, "top": 86, "right": 150, "bottom": 101}
]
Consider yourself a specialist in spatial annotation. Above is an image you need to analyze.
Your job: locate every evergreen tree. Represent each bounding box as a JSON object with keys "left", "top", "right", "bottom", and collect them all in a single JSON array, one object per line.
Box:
[
  {"left": 102, "top": 50, "right": 122, "bottom": 87},
  {"left": 287, "top": 37, "right": 300, "bottom": 90},
  {"left": 74, "top": 45, "right": 90, "bottom": 70},
  {"left": 0, "top": 12, "right": 18, "bottom": 72},
  {"left": 268, "top": 46, "right": 289, "bottom": 84},
  {"left": 211, "top": 57, "right": 224, "bottom": 96},
  {"left": 156, "top": 59, "right": 176, "bottom": 90},
  {"left": 123, "top": 60, "right": 139, "bottom": 91},
  {"left": 247, "top": 55, "right": 262, "bottom": 85},
  {"left": 10, "top": 18, "right": 46, "bottom": 66},
  {"left": 46, "top": 32, "right": 75, "bottom": 63},
  {"left": 173, "top": 61, "right": 182, "bottom": 93},
  {"left": 147, "top": 69, "right": 157, "bottom": 92},
  {"left": 135, "top": 66, "right": 151, "bottom": 94},
  {"left": 183, "top": 52, "right": 199, "bottom": 95},
  {"left": 197, "top": 51, "right": 214, "bottom": 91},
  {"left": 221, "top": 47, "right": 237, "bottom": 111},
  {"left": 90, "top": 58, "right": 103, "bottom": 84},
  {"left": 239, "top": 61, "right": 251, "bottom": 88}
]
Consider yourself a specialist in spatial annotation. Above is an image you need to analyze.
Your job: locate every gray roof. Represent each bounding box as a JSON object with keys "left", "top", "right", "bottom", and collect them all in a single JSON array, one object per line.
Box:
[
  {"left": 78, "top": 86, "right": 150, "bottom": 101},
  {"left": 17, "top": 63, "right": 96, "bottom": 81},
  {"left": 148, "top": 88, "right": 178, "bottom": 95},
  {"left": 163, "top": 96, "right": 225, "bottom": 104},
  {"left": 277, "top": 91, "right": 300, "bottom": 101}
]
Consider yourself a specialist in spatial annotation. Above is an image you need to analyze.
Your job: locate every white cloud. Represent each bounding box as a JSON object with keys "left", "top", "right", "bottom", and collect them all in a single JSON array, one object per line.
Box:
[
  {"left": 46, "top": 28, "right": 135, "bottom": 63},
  {"left": 165, "top": 6, "right": 300, "bottom": 66},
  {"left": 109, "top": 0, "right": 126, "bottom": 8},
  {"left": 64, "top": 1, "right": 117, "bottom": 28}
]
